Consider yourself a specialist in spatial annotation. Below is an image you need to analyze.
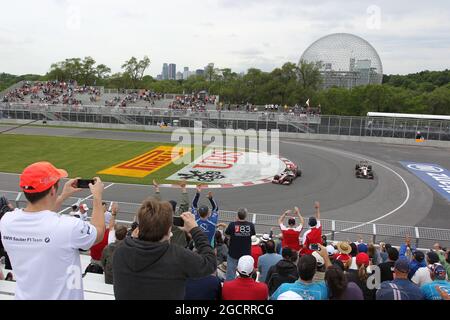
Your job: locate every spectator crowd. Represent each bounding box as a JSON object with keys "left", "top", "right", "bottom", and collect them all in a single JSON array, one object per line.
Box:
[
  {"left": 0, "top": 161, "right": 449, "bottom": 301},
  {"left": 2, "top": 81, "right": 100, "bottom": 106},
  {"left": 168, "top": 94, "right": 217, "bottom": 111}
]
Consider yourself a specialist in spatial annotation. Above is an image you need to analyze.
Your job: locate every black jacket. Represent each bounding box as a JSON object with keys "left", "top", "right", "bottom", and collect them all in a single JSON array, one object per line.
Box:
[
  {"left": 112, "top": 227, "right": 217, "bottom": 300},
  {"left": 265, "top": 259, "right": 299, "bottom": 296}
]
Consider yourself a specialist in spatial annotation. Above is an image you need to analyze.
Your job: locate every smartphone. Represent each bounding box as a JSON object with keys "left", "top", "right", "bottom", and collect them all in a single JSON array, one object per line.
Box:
[
  {"left": 76, "top": 179, "right": 95, "bottom": 189},
  {"left": 309, "top": 243, "right": 319, "bottom": 251},
  {"left": 173, "top": 216, "right": 184, "bottom": 227}
]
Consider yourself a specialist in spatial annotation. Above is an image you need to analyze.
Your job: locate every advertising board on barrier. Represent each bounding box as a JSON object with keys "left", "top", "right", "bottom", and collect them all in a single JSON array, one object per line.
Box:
[
  {"left": 400, "top": 161, "right": 450, "bottom": 202},
  {"left": 167, "top": 149, "right": 287, "bottom": 184}
]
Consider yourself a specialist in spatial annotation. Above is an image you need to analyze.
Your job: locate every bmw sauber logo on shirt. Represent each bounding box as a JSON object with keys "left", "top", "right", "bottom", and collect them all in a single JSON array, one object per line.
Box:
[{"left": 401, "top": 161, "right": 450, "bottom": 202}]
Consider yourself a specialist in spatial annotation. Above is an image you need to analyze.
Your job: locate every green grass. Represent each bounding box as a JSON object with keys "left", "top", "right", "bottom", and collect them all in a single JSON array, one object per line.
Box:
[{"left": 0, "top": 134, "right": 187, "bottom": 185}]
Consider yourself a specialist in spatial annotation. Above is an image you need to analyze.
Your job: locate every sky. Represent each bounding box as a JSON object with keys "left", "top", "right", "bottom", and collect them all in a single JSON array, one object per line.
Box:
[{"left": 0, "top": 0, "right": 449, "bottom": 77}]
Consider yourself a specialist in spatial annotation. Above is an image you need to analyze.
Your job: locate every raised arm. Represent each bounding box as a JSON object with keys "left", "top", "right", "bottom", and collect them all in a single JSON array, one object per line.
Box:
[
  {"left": 54, "top": 178, "right": 82, "bottom": 212},
  {"left": 109, "top": 202, "right": 118, "bottom": 230},
  {"left": 314, "top": 201, "right": 320, "bottom": 221},
  {"left": 294, "top": 206, "right": 304, "bottom": 226},
  {"left": 179, "top": 212, "right": 217, "bottom": 278},
  {"left": 192, "top": 184, "right": 202, "bottom": 210},
  {"left": 278, "top": 210, "right": 289, "bottom": 226},
  {"left": 207, "top": 191, "right": 218, "bottom": 212},
  {"left": 153, "top": 179, "right": 161, "bottom": 201},
  {"left": 89, "top": 177, "right": 106, "bottom": 244},
  {"left": 318, "top": 244, "right": 332, "bottom": 269},
  {"left": 177, "top": 181, "right": 190, "bottom": 215}
]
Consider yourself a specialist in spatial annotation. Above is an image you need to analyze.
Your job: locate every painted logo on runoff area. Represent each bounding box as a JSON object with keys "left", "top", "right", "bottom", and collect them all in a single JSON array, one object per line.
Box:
[
  {"left": 400, "top": 161, "right": 450, "bottom": 202},
  {"left": 167, "top": 149, "right": 287, "bottom": 185},
  {"left": 406, "top": 164, "right": 444, "bottom": 173}
]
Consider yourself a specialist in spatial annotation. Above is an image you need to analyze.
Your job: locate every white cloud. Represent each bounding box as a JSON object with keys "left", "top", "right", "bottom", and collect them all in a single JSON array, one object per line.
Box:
[{"left": 0, "top": 0, "right": 449, "bottom": 76}]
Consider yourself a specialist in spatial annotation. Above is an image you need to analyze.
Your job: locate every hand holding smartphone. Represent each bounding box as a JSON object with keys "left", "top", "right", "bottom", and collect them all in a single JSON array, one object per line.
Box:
[
  {"left": 173, "top": 216, "right": 184, "bottom": 227},
  {"left": 76, "top": 179, "right": 95, "bottom": 189}
]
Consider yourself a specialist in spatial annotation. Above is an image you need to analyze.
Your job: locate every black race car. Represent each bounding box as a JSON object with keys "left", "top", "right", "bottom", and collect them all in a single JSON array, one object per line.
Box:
[
  {"left": 355, "top": 161, "right": 374, "bottom": 179},
  {"left": 272, "top": 163, "right": 302, "bottom": 185}
]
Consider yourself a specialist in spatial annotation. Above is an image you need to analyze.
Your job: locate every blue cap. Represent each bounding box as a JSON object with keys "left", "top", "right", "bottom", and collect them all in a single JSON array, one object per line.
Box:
[
  {"left": 357, "top": 243, "right": 368, "bottom": 253},
  {"left": 431, "top": 264, "right": 446, "bottom": 280},
  {"left": 394, "top": 257, "right": 410, "bottom": 273}
]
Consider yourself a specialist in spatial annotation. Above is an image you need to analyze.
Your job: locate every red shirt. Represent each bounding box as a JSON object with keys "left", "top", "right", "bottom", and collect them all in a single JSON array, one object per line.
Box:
[
  {"left": 90, "top": 228, "right": 109, "bottom": 260},
  {"left": 222, "top": 277, "right": 269, "bottom": 300},
  {"left": 333, "top": 253, "right": 351, "bottom": 262},
  {"left": 280, "top": 224, "right": 302, "bottom": 251},
  {"left": 301, "top": 222, "right": 322, "bottom": 255},
  {"left": 251, "top": 245, "right": 263, "bottom": 269}
]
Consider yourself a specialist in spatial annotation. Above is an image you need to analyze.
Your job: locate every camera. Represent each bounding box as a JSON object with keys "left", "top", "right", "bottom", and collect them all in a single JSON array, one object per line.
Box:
[
  {"left": 309, "top": 243, "right": 320, "bottom": 251},
  {"left": 76, "top": 179, "right": 95, "bottom": 189},
  {"left": 173, "top": 216, "right": 184, "bottom": 227},
  {"left": 0, "top": 196, "right": 13, "bottom": 217}
]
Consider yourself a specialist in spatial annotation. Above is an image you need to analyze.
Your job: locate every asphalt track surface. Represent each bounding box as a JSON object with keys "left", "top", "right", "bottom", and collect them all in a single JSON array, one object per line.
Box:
[{"left": 0, "top": 124, "right": 449, "bottom": 230}]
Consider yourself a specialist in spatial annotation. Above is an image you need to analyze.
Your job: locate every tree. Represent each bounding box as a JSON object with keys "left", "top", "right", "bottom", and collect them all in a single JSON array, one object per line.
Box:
[
  {"left": 80, "top": 57, "right": 96, "bottom": 85},
  {"left": 121, "top": 56, "right": 151, "bottom": 88},
  {"left": 205, "top": 64, "right": 216, "bottom": 82},
  {"left": 424, "top": 86, "right": 450, "bottom": 114},
  {"left": 297, "top": 59, "right": 322, "bottom": 90},
  {"left": 46, "top": 57, "right": 110, "bottom": 85},
  {"left": 95, "top": 64, "right": 111, "bottom": 80}
]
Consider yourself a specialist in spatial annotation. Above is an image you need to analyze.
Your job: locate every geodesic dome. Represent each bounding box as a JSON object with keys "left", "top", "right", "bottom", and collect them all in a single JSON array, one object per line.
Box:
[{"left": 300, "top": 33, "right": 383, "bottom": 88}]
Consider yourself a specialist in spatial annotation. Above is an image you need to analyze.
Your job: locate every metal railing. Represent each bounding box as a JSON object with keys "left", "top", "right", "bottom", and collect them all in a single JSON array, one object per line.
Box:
[
  {"left": 0, "top": 103, "right": 319, "bottom": 123},
  {"left": 6, "top": 192, "right": 449, "bottom": 249},
  {"left": 1, "top": 102, "right": 449, "bottom": 139}
]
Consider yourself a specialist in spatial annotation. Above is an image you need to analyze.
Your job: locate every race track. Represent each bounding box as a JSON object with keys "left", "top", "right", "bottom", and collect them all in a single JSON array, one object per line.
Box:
[{"left": 0, "top": 124, "right": 449, "bottom": 230}]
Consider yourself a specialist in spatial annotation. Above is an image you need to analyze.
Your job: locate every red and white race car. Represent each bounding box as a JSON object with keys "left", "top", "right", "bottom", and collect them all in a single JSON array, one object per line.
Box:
[{"left": 272, "top": 163, "right": 302, "bottom": 185}]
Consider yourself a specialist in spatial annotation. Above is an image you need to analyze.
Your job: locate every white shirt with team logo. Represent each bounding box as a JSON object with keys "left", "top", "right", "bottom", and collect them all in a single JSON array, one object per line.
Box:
[{"left": 0, "top": 208, "right": 97, "bottom": 300}]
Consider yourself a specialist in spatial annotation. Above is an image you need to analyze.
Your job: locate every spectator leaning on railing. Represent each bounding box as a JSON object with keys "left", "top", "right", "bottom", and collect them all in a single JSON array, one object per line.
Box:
[
  {"left": 112, "top": 198, "right": 216, "bottom": 300},
  {"left": 0, "top": 162, "right": 105, "bottom": 300}
]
